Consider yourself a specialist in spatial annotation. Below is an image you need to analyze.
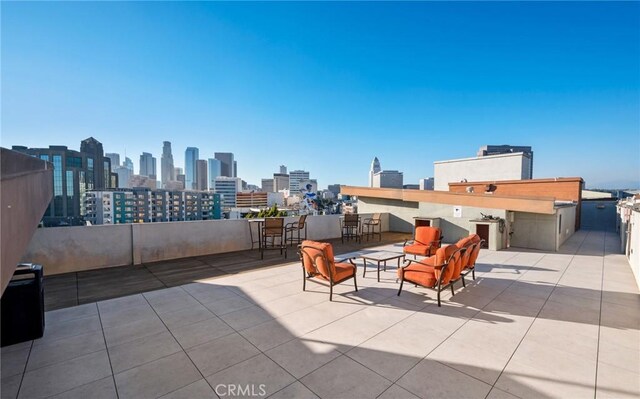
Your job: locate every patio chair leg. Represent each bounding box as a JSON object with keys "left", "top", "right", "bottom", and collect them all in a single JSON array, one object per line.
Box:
[
  {"left": 397, "top": 278, "right": 404, "bottom": 296},
  {"left": 450, "top": 283, "right": 455, "bottom": 296},
  {"left": 472, "top": 268, "right": 476, "bottom": 280},
  {"left": 437, "top": 289, "right": 441, "bottom": 307},
  {"left": 329, "top": 283, "right": 333, "bottom": 301},
  {"left": 353, "top": 275, "right": 358, "bottom": 292},
  {"left": 302, "top": 270, "right": 306, "bottom": 291},
  {"left": 461, "top": 276, "right": 466, "bottom": 287}
]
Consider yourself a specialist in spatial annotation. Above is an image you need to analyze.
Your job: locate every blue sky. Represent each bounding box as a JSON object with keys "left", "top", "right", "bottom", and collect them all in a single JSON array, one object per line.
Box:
[{"left": 2, "top": 1, "right": 639, "bottom": 189}]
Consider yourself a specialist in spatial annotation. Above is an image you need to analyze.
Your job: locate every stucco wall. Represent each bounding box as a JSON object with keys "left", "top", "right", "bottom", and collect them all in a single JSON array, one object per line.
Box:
[
  {"left": 21, "top": 213, "right": 387, "bottom": 275},
  {"left": 510, "top": 211, "right": 557, "bottom": 251},
  {"left": 619, "top": 208, "right": 640, "bottom": 288},
  {"left": 356, "top": 197, "right": 417, "bottom": 232},
  {"left": 434, "top": 153, "right": 530, "bottom": 191},
  {"left": 556, "top": 206, "right": 577, "bottom": 249}
]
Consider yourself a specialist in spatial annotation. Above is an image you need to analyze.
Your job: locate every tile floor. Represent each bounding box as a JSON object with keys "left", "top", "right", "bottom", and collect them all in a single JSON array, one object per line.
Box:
[{"left": 2, "top": 230, "right": 638, "bottom": 398}]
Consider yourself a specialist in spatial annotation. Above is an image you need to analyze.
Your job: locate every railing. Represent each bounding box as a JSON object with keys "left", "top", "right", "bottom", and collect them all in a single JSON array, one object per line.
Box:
[{"left": 21, "top": 213, "right": 389, "bottom": 275}]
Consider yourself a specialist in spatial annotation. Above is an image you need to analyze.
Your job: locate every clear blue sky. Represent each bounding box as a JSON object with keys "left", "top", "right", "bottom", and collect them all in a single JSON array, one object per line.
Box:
[{"left": 2, "top": 2, "right": 639, "bottom": 189}]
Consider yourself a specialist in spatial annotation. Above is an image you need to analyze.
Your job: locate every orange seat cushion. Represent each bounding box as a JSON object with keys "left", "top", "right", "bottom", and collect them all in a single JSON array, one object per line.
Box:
[
  {"left": 300, "top": 240, "right": 354, "bottom": 283},
  {"left": 403, "top": 243, "right": 438, "bottom": 257},
  {"left": 333, "top": 262, "right": 356, "bottom": 281}
]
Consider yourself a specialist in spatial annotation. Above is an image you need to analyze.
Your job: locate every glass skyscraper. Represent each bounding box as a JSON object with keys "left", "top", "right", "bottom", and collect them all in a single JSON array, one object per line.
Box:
[{"left": 185, "top": 147, "right": 199, "bottom": 190}]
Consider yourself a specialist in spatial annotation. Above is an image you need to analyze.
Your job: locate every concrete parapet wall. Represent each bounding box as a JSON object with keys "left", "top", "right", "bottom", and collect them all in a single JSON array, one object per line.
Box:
[{"left": 21, "top": 213, "right": 386, "bottom": 275}]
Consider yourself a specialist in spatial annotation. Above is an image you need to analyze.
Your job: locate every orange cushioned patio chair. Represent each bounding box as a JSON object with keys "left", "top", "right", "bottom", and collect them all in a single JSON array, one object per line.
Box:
[
  {"left": 461, "top": 235, "right": 484, "bottom": 282},
  {"left": 403, "top": 226, "right": 442, "bottom": 258},
  {"left": 298, "top": 240, "right": 358, "bottom": 301},
  {"left": 397, "top": 244, "right": 463, "bottom": 306},
  {"left": 454, "top": 234, "right": 477, "bottom": 287}
]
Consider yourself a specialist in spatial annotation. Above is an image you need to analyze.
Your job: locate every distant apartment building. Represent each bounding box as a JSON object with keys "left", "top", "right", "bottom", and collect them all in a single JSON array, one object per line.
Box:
[
  {"left": 236, "top": 192, "right": 268, "bottom": 208},
  {"left": 419, "top": 177, "right": 434, "bottom": 190},
  {"left": 12, "top": 137, "right": 115, "bottom": 226},
  {"left": 289, "top": 170, "right": 310, "bottom": 193},
  {"left": 215, "top": 152, "right": 235, "bottom": 177},
  {"left": 478, "top": 145, "right": 533, "bottom": 178},
  {"left": 434, "top": 152, "right": 533, "bottom": 191},
  {"left": 369, "top": 157, "right": 381, "bottom": 187},
  {"left": 372, "top": 170, "right": 403, "bottom": 189},
  {"left": 261, "top": 178, "right": 274, "bottom": 192},
  {"left": 208, "top": 159, "right": 221, "bottom": 190},
  {"left": 403, "top": 184, "right": 419, "bottom": 190},
  {"left": 274, "top": 173, "right": 290, "bottom": 193},
  {"left": 185, "top": 147, "right": 199, "bottom": 190},
  {"left": 328, "top": 184, "right": 341, "bottom": 196},
  {"left": 84, "top": 189, "right": 220, "bottom": 224},
  {"left": 161, "top": 141, "right": 175, "bottom": 187},
  {"left": 139, "top": 152, "right": 157, "bottom": 180},
  {"left": 214, "top": 177, "right": 242, "bottom": 208},
  {"left": 105, "top": 153, "right": 120, "bottom": 172}
]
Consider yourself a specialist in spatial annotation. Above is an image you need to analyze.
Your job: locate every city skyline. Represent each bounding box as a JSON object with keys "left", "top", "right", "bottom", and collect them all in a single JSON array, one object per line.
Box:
[{"left": 2, "top": 2, "right": 639, "bottom": 189}]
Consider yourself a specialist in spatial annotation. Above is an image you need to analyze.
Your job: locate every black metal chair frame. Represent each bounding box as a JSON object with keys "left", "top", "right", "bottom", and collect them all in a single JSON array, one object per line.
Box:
[
  {"left": 397, "top": 246, "right": 463, "bottom": 307},
  {"left": 298, "top": 243, "right": 358, "bottom": 301},
  {"left": 362, "top": 214, "right": 382, "bottom": 241},
  {"left": 341, "top": 214, "right": 361, "bottom": 243},
  {"left": 285, "top": 215, "right": 308, "bottom": 247},
  {"left": 261, "top": 218, "right": 287, "bottom": 260}
]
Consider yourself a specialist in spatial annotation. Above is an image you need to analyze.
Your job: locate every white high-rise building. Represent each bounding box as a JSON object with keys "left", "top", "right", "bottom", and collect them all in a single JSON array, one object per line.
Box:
[
  {"left": 289, "top": 170, "right": 310, "bottom": 193},
  {"left": 214, "top": 177, "right": 242, "bottom": 208},
  {"left": 369, "top": 157, "right": 381, "bottom": 187}
]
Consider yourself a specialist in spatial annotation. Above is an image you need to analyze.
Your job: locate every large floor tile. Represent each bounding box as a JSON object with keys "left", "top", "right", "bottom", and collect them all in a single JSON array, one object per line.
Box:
[
  {"left": 300, "top": 355, "right": 392, "bottom": 398},
  {"left": 103, "top": 315, "right": 167, "bottom": 347},
  {"left": 206, "top": 354, "right": 295, "bottom": 398},
  {"left": 158, "top": 303, "right": 215, "bottom": 330},
  {"left": 266, "top": 338, "right": 341, "bottom": 379},
  {"left": 160, "top": 379, "right": 216, "bottom": 399},
  {"left": 377, "top": 384, "right": 420, "bottom": 399},
  {"left": 27, "top": 330, "right": 105, "bottom": 371},
  {"left": 268, "top": 381, "right": 319, "bottom": 399},
  {"left": 596, "top": 362, "right": 640, "bottom": 399},
  {"left": 109, "top": 331, "right": 182, "bottom": 373},
  {"left": 49, "top": 376, "right": 117, "bottom": 399},
  {"left": 187, "top": 333, "right": 260, "bottom": 377},
  {"left": 19, "top": 350, "right": 112, "bottom": 398},
  {"left": 397, "top": 359, "right": 492, "bottom": 399},
  {"left": 1, "top": 344, "right": 31, "bottom": 378},
  {"left": 114, "top": 352, "right": 201, "bottom": 399},
  {"left": 34, "top": 315, "right": 102, "bottom": 346},
  {"left": 219, "top": 305, "right": 275, "bottom": 331},
  {"left": 170, "top": 316, "right": 234, "bottom": 349}
]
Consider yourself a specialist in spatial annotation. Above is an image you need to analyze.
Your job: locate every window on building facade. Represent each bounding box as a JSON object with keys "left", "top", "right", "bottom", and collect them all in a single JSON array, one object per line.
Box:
[
  {"left": 66, "top": 170, "right": 75, "bottom": 216},
  {"left": 53, "top": 155, "right": 63, "bottom": 216}
]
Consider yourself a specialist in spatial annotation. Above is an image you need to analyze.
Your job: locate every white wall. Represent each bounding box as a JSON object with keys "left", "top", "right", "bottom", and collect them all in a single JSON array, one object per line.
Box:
[
  {"left": 510, "top": 211, "right": 556, "bottom": 251},
  {"left": 21, "top": 213, "right": 387, "bottom": 275},
  {"left": 620, "top": 208, "right": 640, "bottom": 288},
  {"left": 556, "top": 205, "right": 577, "bottom": 249},
  {"left": 434, "top": 153, "right": 530, "bottom": 191}
]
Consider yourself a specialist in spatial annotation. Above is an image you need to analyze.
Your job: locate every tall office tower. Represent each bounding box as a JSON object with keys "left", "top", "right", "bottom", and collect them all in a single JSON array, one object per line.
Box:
[
  {"left": 12, "top": 137, "right": 112, "bottom": 226},
  {"left": 208, "top": 158, "right": 222, "bottom": 190},
  {"left": 174, "top": 167, "right": 183, "bottom": 176},
  {"left": 419, "top": 177, "right": 434, "bottom": 190},
  {"left": 105, "top": 153, "right": 120, "bottom": 172},
  {"left": 196, "top": 160, "right": 208, "bottom": 190},
  {"left": 261, "top": 179, "right": 274, "bottom": 192},
  {"left": 289, "top": 170, "right": 310, "bottom": 193},
  {"left": 161, "top": 141, "right": 175, "bottom": 186},
  {"left": 114, "top": 165, "right": 132, "bottom": 188},
  {"left": 139, "top": 152, "right": 157, "bottom": 179},
  {"left": 279, "top": 165, "right": 287, "bottom": 174},
  {"left": 273, "top": 173, "right": 290, "bottom": 192},
  {"left": 124, "top": 157, "right": 134, "bottom": 173},
  {"left": 372, "top": 170, "right": 403, "bottom": 189},
  {"left": 233, "top": 160, "right": 237, "bottom": 178},
  {"left": 185, "top": 147, "right": 199, "bottom": 190},
  {"left": 177, "top": 174, "right": 186, "bottom": 188},
  {"left": 369, "top": 157, "right": 381, "bottom": 187},
  {"left": 214, "top": 152, "right": 234, "bottom": 177},
  {"left": 477, "top": 145, "right": 533, "bottom": 179},
  {"left": 214, "top": 177, "right": 242, "bottom": 208},
  {"left": 81, "top": 137, "right": 112, "bottom": 190}
]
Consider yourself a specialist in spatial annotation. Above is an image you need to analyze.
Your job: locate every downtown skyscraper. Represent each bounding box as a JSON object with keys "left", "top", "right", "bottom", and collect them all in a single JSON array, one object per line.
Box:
[
  {"left": 185, "top": 147, "right": 199, "bottom": 190},
  {"left": 161, "top": 141, "right": 175, "bottom": 187},
  {"left": 214, "top": 152, "right": 235, "bottom": 177}
]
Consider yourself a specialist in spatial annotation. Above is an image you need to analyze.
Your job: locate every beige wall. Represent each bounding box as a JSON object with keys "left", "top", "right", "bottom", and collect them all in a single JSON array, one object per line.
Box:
[
  {"left": 434, "top": 153, "right": 530, "bottom": 191},
  {"left": 21, "top": 213, "right": 387, "bottom": 275},
  {"left": 510, "top": 212, "right": 557, "bottom": 251},
  {"left": 556, "top": 206, "right": 577, "bottom": 249}
]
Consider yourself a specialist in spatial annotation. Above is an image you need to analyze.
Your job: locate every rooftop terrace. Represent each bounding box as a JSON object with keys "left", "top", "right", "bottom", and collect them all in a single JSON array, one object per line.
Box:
[{"left": 2, "top": 229, "right": 638, "bottom": 399}]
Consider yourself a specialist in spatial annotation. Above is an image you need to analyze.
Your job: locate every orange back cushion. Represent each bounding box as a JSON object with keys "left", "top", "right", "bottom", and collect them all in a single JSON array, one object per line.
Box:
[
  {"left": 469, "top": 242, "right": 481, "bottom": 266},
  {"left": 415, "top": 227, "right": 441, "bottom": 246},
  {"left": 433, "top": 244, "right": 458, "bottom": 284},
  {"left": 468, "top": 234, "right": 481, "bottom": 244},
  {"left": 300, "top": 240, "right": 335, "bottom": 278}
]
